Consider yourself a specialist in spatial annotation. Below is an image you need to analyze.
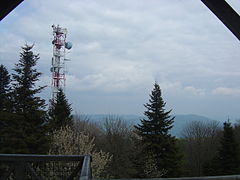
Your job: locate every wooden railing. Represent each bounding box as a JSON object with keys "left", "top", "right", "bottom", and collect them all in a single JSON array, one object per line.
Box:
[{"left": 0, "top": 154, "right": 92, "bottom": 180}]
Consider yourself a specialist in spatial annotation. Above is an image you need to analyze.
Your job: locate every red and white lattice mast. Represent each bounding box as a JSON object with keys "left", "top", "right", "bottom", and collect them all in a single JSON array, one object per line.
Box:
[{"left": 50, "top": 24, "right": 72, "bottom": 103}]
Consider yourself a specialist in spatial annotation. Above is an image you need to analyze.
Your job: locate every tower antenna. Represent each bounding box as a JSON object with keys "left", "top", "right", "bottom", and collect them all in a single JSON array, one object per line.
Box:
[{"left": 50, "top": 24, "right": 72, "bottom": 104}]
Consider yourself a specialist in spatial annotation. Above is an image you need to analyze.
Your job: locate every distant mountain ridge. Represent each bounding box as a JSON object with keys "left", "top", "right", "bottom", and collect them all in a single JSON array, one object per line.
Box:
[
  {"left": 78, "top": 114, "right": 216, "bottom": 137},
  {"left": 172, "top": 114, "right": 215, "bottom": 137}
]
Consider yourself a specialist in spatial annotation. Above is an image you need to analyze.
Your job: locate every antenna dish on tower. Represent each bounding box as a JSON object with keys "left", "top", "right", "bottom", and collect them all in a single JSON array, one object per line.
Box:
[{"left": 65, "top": 42, "right": 72, "bottom": 49}]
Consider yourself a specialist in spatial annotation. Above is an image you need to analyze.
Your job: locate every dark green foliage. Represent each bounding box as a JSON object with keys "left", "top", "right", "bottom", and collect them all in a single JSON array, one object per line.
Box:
[
  {"left": 1, "top": 44, "right": 49, "bottom": 154},
  {"left": 131, "top": 135, "right": 146, "bottom": 178},
  {"left": 48, "top": 88, "right": 73, "bottom": 131},
  {"left": 0, "top": 112, "right": 28, "bottom": 153},
  {"left": 0, "top": 65, "right": 12, "bottom": 151},
  {"left": 0, "top": 66, "right": 26, "bottom": 153},
  {"left": 134, "top": 82, "right": 181, "bottom": 177},
  {"left": 0, "top": 65, "right": 11, "bottom": 111},
  {"left": 12, "top": 45, "right": 46, "bottom": 114},
  {"left": 204, "top": 121, "right": 239, "bottom": 175},
  {"left": 216, "top": 121, "right": 239, "bottom": 174}
]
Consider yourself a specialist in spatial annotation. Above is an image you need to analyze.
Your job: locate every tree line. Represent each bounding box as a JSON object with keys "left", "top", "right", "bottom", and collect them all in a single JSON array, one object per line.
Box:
[
  {"left": 0, "top": 44, "right": 73, "bottom": 153},
  {"left": 0, "top": 44, "right": 240, "bottom": 178}
]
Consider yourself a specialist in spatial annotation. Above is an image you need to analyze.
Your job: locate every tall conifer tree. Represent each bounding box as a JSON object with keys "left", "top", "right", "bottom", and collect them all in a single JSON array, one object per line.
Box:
[
  {"left": 0, "top": 64, "right": 14, "bottom": 153},
  {"left": 218, "top": 121, "right": 239, "bottom": 174},
  {"left": 204, "top": 121, "right": 239, "bottom": 175},
  {"left": 134, "top": 82, "right": 181, "bottom": 177},
  {"left": 0, "top": 64, "right": 11, "bottom": 111},
  {"left": 10, "top": 44, "right": 49, "bottom": 154},
  {"left": 48, "top": 88, "right": 73, "bottom": 131},
  {"left": 0, "top": 65, "right": 28, "bottom": 154}
]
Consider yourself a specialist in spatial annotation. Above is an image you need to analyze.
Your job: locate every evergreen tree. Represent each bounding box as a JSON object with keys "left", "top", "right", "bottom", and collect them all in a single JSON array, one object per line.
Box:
[
  {"left": 204, "top": 121, "right": 239, "bottom": 175},
  {"left": 219, "top": 121, "right": 239, "bottom": 174},
  {"left": 0, "top": 112, "right": 29, "bottom": 153},
  {"left": 134, "top": 82, "right": 181, "bottom": 177},
  {"left": 0, "top": 65, "right": 11, "bottom": 111},
  {"left": 9, "top": 44, "right": 49, "bottom": 154},
  {"left": 48, "top": 88, "right": 73, "bottom": 131},
  {"left": 0, "top": 64, "right": 16, "bottom": 153}
]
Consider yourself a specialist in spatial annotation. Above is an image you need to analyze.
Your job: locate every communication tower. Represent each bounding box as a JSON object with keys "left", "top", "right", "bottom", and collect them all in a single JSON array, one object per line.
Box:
[{"left": 51, "top": 24, "right": 72, "bottom": 103}]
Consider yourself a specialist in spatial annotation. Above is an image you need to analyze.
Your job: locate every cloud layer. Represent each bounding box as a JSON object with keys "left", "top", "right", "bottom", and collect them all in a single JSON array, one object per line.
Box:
[{"left": 1, "top": 0, "right": 240, "bottom": 120}]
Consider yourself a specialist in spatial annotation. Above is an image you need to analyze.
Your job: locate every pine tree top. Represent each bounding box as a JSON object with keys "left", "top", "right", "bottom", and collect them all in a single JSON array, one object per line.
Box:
[
  {"left": 12, "top": 44, "right": 46, "bottom": 114},
  {"left": 135, "top": 82, "right": 174, "bottom": 136}
]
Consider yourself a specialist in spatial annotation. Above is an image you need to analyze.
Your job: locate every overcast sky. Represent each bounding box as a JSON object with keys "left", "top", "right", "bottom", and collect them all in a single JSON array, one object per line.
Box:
[{"left": 0, "top": 0, "right": 240, "bottom": 121}]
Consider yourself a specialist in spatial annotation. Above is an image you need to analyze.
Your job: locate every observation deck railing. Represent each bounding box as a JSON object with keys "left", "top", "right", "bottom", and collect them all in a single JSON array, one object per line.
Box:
[
  {"left": 107, "top": 176, "right": 240, "bottom": 180},
  {"left": 160, "top": 175, "right": 240, "bottom": 180},
  {"left": 0, "top": 154, "right": 92, "bottom": 180}
]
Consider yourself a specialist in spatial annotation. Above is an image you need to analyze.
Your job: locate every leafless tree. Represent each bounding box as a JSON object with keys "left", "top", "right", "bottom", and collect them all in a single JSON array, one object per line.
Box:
[
  {"left": 181, "top": 120, "right": 221, "bottom": 176},
  {"left": 100, "top": 115, "right": 135, "bottom": 178},
  {"left": 73, "top": 114, "right": 101, "bottom": 137}
]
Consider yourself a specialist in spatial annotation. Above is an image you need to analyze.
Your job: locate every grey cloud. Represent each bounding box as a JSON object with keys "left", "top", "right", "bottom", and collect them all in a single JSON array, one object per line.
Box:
[{"left": 1, "top": 0, "right": 240, "bottom": 119}]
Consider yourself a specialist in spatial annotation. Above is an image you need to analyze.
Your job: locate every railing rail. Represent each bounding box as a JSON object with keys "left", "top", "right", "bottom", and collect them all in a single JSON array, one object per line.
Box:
[
  {"left": 0, "top": 154, "right": 92, "bottom": 180},
  {"left": 80, "top": 156, "right": 91, "bottom": 180},
  {"left": 161, "top": 175, "right": 240, "bottom": 180},
  {"left": 113, "top": 175, "right": 240, "bottom": 180}
]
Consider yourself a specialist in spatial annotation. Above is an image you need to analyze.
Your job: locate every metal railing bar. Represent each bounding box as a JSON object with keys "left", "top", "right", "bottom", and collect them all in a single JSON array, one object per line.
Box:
[
  {"left": 0, "top": 154, "right": 85, "bottom": 162},
  {"left": 80, "top": 155, "right": 91, "bottom": 180},
  {"left": 121, "top": 175, "right": 240, "bottom": 180},
  {"left": 160, "top": 175, "right": 240, "bottom": 180}
]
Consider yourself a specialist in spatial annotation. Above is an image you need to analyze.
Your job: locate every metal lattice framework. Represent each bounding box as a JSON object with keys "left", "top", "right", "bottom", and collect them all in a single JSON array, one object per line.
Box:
[{"left": 51, "top": 24, "right": 69, "bottom": 103}]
